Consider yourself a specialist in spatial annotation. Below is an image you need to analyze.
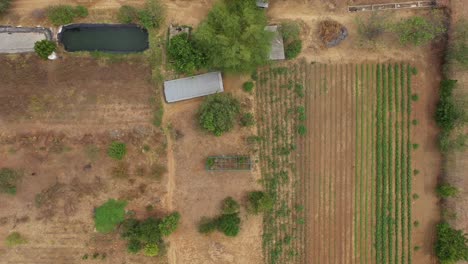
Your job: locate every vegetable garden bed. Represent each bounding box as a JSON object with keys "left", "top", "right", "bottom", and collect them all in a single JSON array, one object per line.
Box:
[{"left": 206, "top": 156, "right": 252, "bottom": 171}]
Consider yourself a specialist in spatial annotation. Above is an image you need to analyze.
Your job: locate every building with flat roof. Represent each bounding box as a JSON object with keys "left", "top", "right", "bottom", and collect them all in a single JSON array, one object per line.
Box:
[{"left": 164, "top": 72, "right": 224, "bottom": 103}]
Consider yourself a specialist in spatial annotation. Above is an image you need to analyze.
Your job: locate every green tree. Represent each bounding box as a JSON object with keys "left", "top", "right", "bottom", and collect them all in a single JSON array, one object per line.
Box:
[
  {"left": 394, "top": 16, "right": 445, "bottom": 46},
  {"left": 94, "top": 199, "right": 127, "bottom": 233},
  {"left": 127, "top": 239, "right": 142, "bottom": 254},
  {"left": 199, "top": 94, "right": 240, "bottom": 136},
  {"left": 285, "top": 39, "right": 302, "bottom": 60},
  {"left": 247, "top": 191, "right": 274, "bottom": 214},
  {"left": 243, "top": 81, "right": 254, "bottom": 93},
  {"left": 34, "top": 40, "right": 56, "bottom": 60},
  {"left": 437, "top": 183, "right": 459, "bottom": 198},
  {"left": 167, "top": 33, "right": 203, "bottom": 74},
  {"left": 194, "top": 0, "right": 273, "bottom": 72},
  {"left": 159, "top": 212, "right": 181, "bottom": 236},
  {"left": 436, "top": 222, "right": 468, "bottom": 263}
]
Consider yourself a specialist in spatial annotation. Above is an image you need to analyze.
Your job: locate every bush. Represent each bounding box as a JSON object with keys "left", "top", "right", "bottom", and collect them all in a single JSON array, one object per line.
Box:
[
  {"left": 414, "top": 221, "right": 420, "bottom": 227},
  {"left": 138, "top": 0, "right": 165, "bottom": 29},
  {"left": 159, "top": 212, "right": 181, "bottom": 236},
  {"left": 243, "top": 81, "right": 254, "bottom": 93},
  {"left": 47, "top": 5, "right": 88, "bottom": 25},
  {"left": 222, "top": 197, "right": 240, "bottom": 215},
  {"left": 217, "top": 213, "right": 241, "bottom": 237},
  {"left": 143, "top": 243, "right": 159, "bottom": 257},
  {"left": 411, "top": 93, "right": 419, "bottom": 101},
  {"left": 198, "top": 218, "right": 218, "bottom": 234},
  {"left": 394, "top": 16, "right": 445, "bottom": 46},
  {"left": 117, "top": 5, "right": 139, "bottom": 24},
  {"left": 0, "top": 0, "right": 11, "bottom": 16},
  {"left": 240, "top": 113, "right": 255, "bottom": 127},
  {"left": 108, "top": 142, "right": 127, "bottom": 160},
  {"left": 281, "top": 21, "right": 300, "bottom": 43},
  {"left": 199, "top": 94, "right": 240, "bottom": 136},
  {"left": 436, "top": 80, "right": 464, "bottom": 134},
  {"left": 297, "top": 125, "right": 307, "bottom": 135},
  {"left": 285, "top": 39, "right": 302, "bottom": 60},
  {"left": 94, "top": 199, "right": 127, "bottom": 233},
  {"left": 74, "top": 5, "right": 88, "bottom": 18},
  {"left": 356, "top": 13, "right": 388, "bottom": 45},
  {"left": 34, "top": 40, "right": 56, "bottom": 60},
  {"left": 167, "top": 33, "right": 203, "bottom": 74},
  {"left": 436, "top": 222, "right": 468, "bottom": 263},
  {"left": 0, "top": 168, "right": 20, "bottom": 195},
  {"left": 437, "top": 183, "right": 459, "bottom": 198},
  {"left": 5, "top": 232, "right": 27, "bottom": 247},
  {"left": 247, "top": 191, "right": 274, "bottom": 214},
  {"left": 127, "top": 239, "right": 142, "bottom": 254},
  {"left": 194, "top": 0, "right": 272, "bottom": 72}
]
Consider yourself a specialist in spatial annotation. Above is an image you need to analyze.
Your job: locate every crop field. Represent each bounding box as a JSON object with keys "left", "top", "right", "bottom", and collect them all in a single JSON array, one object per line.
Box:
[{"left": 255, "top": 62, "right": 415, "bottom": 264}]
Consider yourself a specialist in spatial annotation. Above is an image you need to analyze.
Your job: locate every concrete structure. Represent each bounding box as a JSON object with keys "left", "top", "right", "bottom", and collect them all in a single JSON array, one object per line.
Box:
[
  {"left": 164, "top": 72, "right": 224, "bottom": 103},
  {"left": 265, "top": 25, "right": 285, "bottom": 60},
  {"left": 0, "top": 26, "right": 52, "bottom": 53}
]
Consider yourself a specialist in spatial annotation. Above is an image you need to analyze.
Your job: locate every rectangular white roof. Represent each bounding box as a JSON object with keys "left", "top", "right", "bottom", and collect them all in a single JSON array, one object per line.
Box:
[
  {"left": 164, "top": 72, "right": 224, "bottom": 103},
  {"left": 0, "top": 27, "right": 50, "bottom": 53},
  {"left": 265, "top": 25, "right": 285, "bottom": 60}
]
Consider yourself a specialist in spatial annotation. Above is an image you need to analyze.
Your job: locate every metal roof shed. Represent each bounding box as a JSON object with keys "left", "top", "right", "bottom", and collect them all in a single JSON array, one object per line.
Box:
[
  {"left": 164, "top": 72, "right": 224, "bottom": 103},
  {"left": 265, "top": 25, "right": 285, "bottom": 60}
]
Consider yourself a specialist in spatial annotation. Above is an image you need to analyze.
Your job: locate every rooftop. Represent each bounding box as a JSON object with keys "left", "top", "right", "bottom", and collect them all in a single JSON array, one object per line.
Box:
[{"left": 164, "top": 72, "right": 224, "bottom": 103}]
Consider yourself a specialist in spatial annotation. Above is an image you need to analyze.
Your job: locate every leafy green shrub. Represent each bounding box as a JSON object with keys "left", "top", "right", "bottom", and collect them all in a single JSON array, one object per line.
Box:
[
  {"left": 206, "top": 157, "right": 215, "bottom": 169},
  {"left": 108, "top": 142, "right": 127, "bottom": 160},
  {"left": 413, "top": 193, "right": 419, "bottom": 200},
  {"left": 159, "top": 212, "right": 180, "bottom": 236},
  {"left": 198, "top": 218, "right": 218, "bottom": 234},
  {"left": 412, "top": 143, "right": 420, "bottom": 150},
  {"left": 47, "top": 5, "right": 88, "bottom": 25},
  {"left": 436, "top": 80, "right": 464, "bottom": 134},
  {"left": 0, "top": 168, "right": 20, "bottom": 195},
  {"left": 217, "top": 213, "right": 241, "bottom": 237},
  {"left": 5, "top": 232, "right": 27, "bottom": 247},
  {"left": 281, "top": 21, "right": 300, "bottom": 42},
  {"left": 94, "top": 199, "right": 127, "bottom": 233},
  {"left": 167, "top": 33, "right": 203, "bottom": 74},
  {"left": 411, "top": 67, "right": 418, "bottom": 75},
  {"left": 414, "top": 221, "right": 420, "bottom": 227},
  {"left": 194, "top": 0, "right": 272, "bottom": 72},
  {"left": 74, "top": 5, "right": 88, "bottom": 17},
  {"left": 118, "top": 5, "right": 139, "bottom": 23},
  {"left": 297, "top": 125, "right": 307, "bottom": 136},
  {"left": 0, "top": 0, "right": 12, "bottom": 16},
  {"left": 412, "top": 119, "right": 419, "bottom": 125},
  {"left": 199, "top": 94, "right": 240, "bottom": 136},
  {"left": 295, "top": 83, "right": 305, "bottom": 97},
  {"left": 411, "top": 93, "right": 419, "bottom": 101},
  {"left": 240, "top": 113, "right": 255, "bottom": 127},
  {"left": 297, "top": 106, "right": 306, "bottom": 121},
  {"left": 414, "top": 169, "right": 420, "bottom": 175},
  {"left": 436, "top": 222, "right": 468, "bottom": 263},
  {"left": 414, "top": 246, "right": 421, "bottom": 251},
  {"left": 138, "top": 0, "right": 165, "bottom": 29},
  {"left": 144, "top": 243, "right": 159, "bottom": 257},
  {"left": 437, "top": 183, "right": 459, "bottom": 198},
  {"left": 393, "top": 16, "right": 445, "bottom": 46},
  {"left": 127, "top": 239, "right": 142, "bottom": 254},
  {"left": 34, "top": 40, "right": 56, "bottom": 60},
  {"left": 243, "top": 81, "right": 254, "bottom": 93},
  {"left": 222, "top": 197, "right": 240, "bottom": 215},
  {"left": 285, "top": 39, "right": 302, "bottom": 60},
  {"left": 247, "top": 191, "right": 274, "bottom": 214}
]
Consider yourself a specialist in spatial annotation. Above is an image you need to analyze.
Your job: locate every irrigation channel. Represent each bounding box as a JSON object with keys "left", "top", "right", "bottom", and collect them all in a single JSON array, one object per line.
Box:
[
  {"left": 58, "top": 24, "right": 149, "bottom": 53},
  {"left": 255, "top": 62, "right": 415, "bottom": 264}
]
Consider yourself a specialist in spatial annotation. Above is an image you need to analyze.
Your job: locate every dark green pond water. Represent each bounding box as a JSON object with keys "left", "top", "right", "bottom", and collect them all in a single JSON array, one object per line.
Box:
[{"left": 59, "top": 24, "right": 149, "bottom": 53}]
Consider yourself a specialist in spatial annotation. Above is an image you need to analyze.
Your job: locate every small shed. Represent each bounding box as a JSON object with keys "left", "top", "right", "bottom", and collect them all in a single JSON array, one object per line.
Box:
[
  {"left": 164, "top": 72, "right": 224, "bottom": 103},
  {"left": 265, "top": 25, "right": 285, "bottom": 60},
  {"left": 256, "top": 0, "right": 269, "bottom": 8}
]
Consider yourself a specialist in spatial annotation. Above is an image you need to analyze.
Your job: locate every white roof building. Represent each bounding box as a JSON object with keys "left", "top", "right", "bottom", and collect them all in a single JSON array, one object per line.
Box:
[
  {"left": 164, "top": 72, "right": 224, "bottom": 103},
  {"left": 265, "top": 25, "right": 285, "bottom": 60}
]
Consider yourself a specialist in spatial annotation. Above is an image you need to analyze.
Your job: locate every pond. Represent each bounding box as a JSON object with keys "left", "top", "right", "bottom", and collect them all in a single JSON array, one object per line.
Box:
[{"left": 59, "top": 24, "right": 149, "bottom": 53}]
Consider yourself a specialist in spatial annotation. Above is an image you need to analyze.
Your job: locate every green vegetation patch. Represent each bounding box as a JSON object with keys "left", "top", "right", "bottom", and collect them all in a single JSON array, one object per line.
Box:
[
  {"left": 108, "top": 142, "right": 127, "bottom": 160},
  {"left": 199, "top": 94, "right": 240, "bottom": 136},
  {"left": 436, "top": 222, "right": 468, "bottom": 263},
  {"left": 94, "top": 199, "right": 127, "bottom": 233},
  {"left": 0, "top": 168, "right": 20, "bottom": 195},
  {"left": 47, "top": 5, "right": 88, "bottom": 25},
  {"left": 5, "top": 232, "right": 27, "bottom": 247},
  {"left": 34, "top": 40, "right": 56, "bottom": 60}
]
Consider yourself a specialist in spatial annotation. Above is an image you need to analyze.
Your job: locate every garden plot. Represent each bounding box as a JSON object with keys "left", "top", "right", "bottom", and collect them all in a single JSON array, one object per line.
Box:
[{"left": 256, "top": 62, "right": 415, "bottom": 264}]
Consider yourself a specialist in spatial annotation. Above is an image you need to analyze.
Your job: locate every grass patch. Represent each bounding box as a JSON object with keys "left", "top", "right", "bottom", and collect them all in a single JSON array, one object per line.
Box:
[
  {"left": 5, "top": 232, "right": 27, "bottom": 247},
  {"left": 94, "top": 199, "right": 127, "bottom": 233},
  {"left": 0, "top": 168, "right": 21, "bottom": 195}
]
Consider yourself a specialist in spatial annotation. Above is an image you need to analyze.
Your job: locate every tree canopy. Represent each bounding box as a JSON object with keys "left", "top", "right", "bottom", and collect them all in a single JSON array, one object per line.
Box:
[
  {"left": 436, "top": 222, "right": 468, "bottom": 263},
  {"left": 194, "top": 0, "right": 272, "bottom": 72},
  {"left": 198, "top": 94, "right": 240, "bottom": 136}
]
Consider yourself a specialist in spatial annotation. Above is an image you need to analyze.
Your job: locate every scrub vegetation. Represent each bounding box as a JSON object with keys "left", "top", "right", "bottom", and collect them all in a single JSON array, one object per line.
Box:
[
  {"left": 117, "top": 0, "right": 165, "bottom": 29},
  {"left": 47, "top": 5, "right": 88, "bottom": 25},
  {"left": 436, "top": 222, "right": 468, "bottom": 263},
  {"left": 34, "top": 40, "right": 56, "bottom": 60},
  {"left": 0, "top": 0, "right": 11, "bottom": 16},
  {"left": 5, "top": 232, "right": 28, "bottom": 247},
  {"left": 280, "top": 21, "right": 302, "bottom": 60},
  {"left": 0, "top": 168, "right": 21, "bottom": 195},
  {"left": 198, "top": 197, "right": 242, "bottom": 237}
]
